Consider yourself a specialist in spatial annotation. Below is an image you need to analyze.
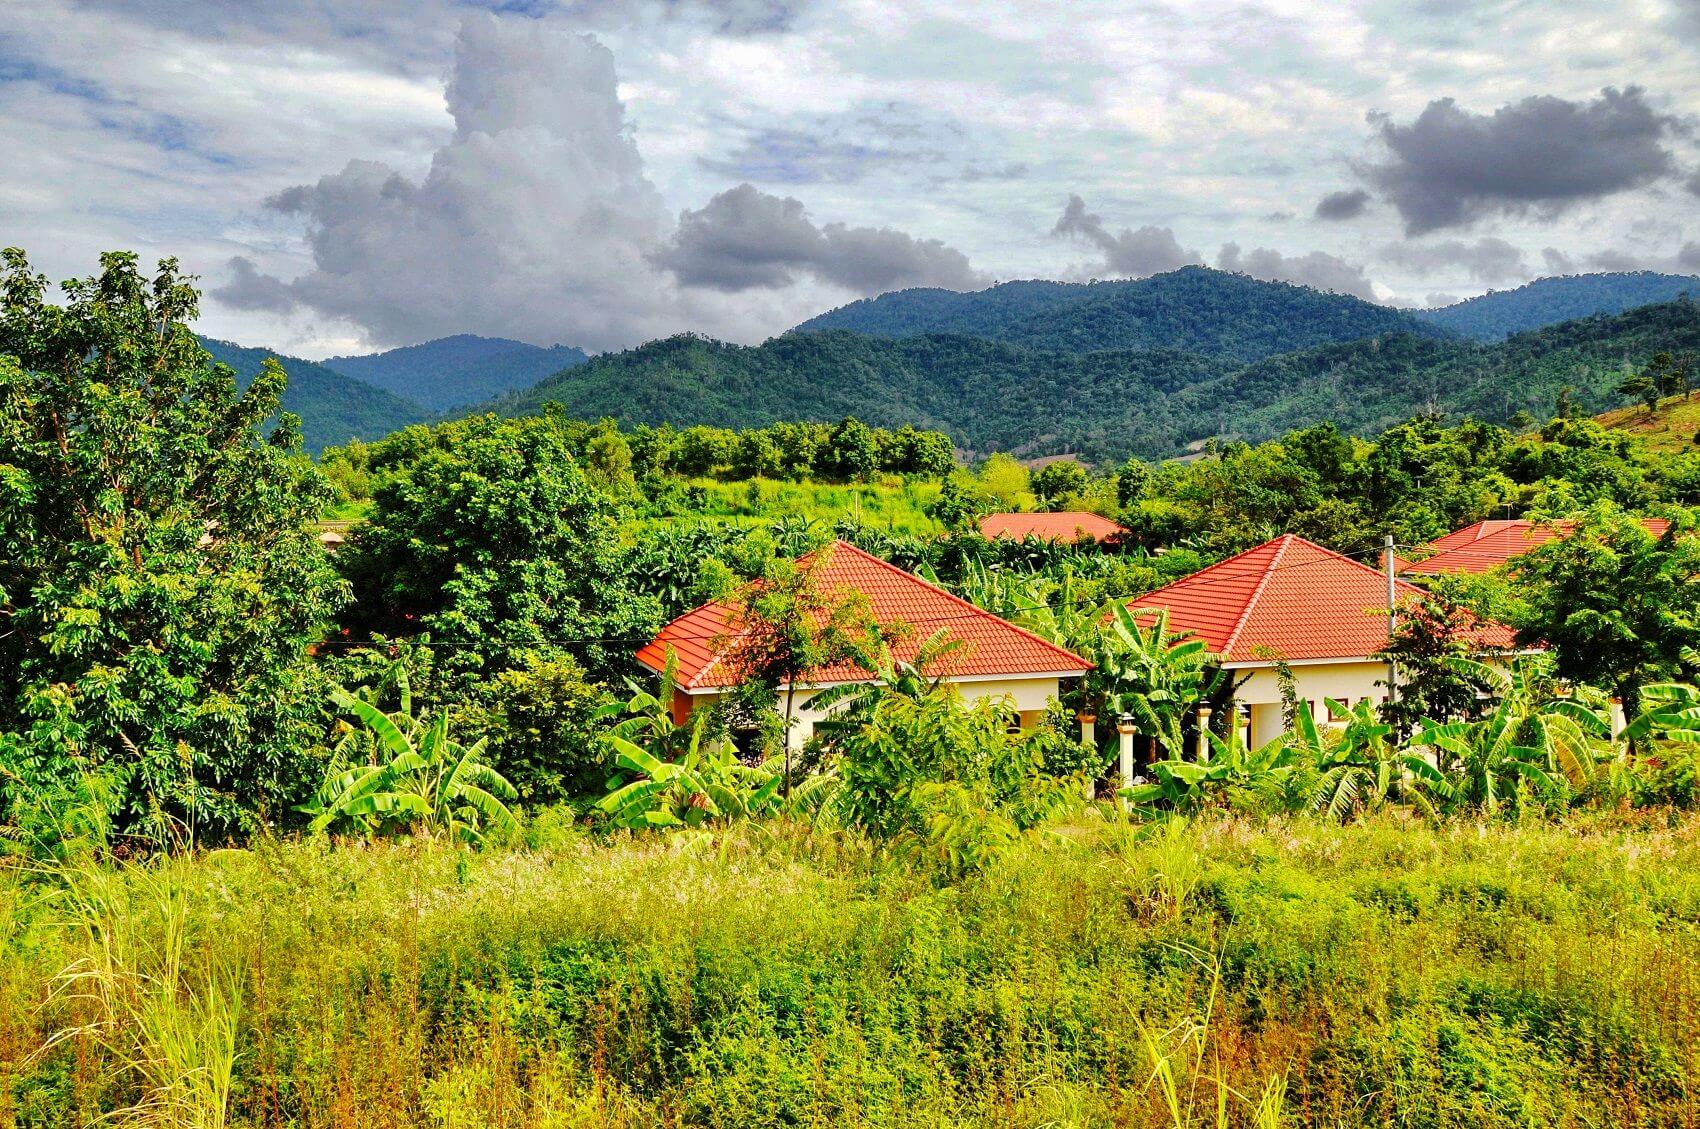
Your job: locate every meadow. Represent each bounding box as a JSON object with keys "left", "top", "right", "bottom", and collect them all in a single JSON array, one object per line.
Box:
[{"left": 6, "top": 811, "right": 1700, "bottom": 1128}]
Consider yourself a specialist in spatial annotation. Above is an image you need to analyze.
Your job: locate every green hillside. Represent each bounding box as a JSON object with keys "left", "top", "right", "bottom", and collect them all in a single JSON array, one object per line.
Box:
[
  {"left": 1418, "top": 272, "right": 1700, "bottom": 341},
  {"left": 501, "top": 300, "right": 1700, "bottom": 463},
  {"left": 198, "top": 338, "right": 430, "bottom": 452},
  {"left": 796, "top": 266, "right": 1445, "bottom": 361},
  {"left": 323, "top": 333, "right": 588, "bottom": 411}
]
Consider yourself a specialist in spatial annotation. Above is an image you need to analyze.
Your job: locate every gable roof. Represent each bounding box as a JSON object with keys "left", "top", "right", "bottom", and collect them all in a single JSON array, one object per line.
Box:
[
  {"left": 979, "top": 511, "right": 1127, "bottom": 543},
  {"left": 1406, "top": 518, "right": 1673, "bottom": 576},
  {"left": 1123, "top": 533, "right": 1517, "bottom": 664},
  {"left": 637, "top": 540, "right": 1092, "bottom": 691}
]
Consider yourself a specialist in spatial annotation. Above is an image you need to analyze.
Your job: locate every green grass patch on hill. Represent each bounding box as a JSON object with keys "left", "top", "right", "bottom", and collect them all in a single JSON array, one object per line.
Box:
[
  {"left": 1597, "top": 395, "right": 1700, "bottom": 453},
  {"left": 655, "top": 475, "right": 945, "bottom": 533},
  {"left": 6, "top": 813, "right": 1700, "bottom": 1127}
]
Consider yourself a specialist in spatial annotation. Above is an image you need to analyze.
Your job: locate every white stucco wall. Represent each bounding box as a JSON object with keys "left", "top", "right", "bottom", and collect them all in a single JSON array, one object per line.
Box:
[
  {"left": 685, "top": 675, "right": 1067, "bottom": 749},
  {"left": 1226, "top": 660, "right": 1391, "bottom": 747}
]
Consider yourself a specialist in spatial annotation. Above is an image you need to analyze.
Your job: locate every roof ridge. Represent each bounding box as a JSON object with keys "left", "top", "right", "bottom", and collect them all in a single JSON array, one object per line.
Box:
[
  {"left": 1220, "top": 533, "right": 1292, "bottom": 656},
  {"left": 826, "top": 541, "right": 1091, "bottom": 669}
]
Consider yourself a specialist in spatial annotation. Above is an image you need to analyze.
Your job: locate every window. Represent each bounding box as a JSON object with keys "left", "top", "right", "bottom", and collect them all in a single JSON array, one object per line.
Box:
[{"left": 1326, "top": 699, "right": 1350, "bottom": 723}]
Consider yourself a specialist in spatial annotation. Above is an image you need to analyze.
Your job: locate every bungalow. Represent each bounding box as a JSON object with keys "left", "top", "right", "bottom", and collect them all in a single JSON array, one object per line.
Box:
[
  {"left": 1123, "top": 534, "right": 1518, "bottom": 748},
  {"left": 636, "top": 541, "right": 1092, "bottom": 748},
  {"left": 979, "top": 511, "right": 1127, "bottom": 544},
  {"left": 1404, "top": 517, "right": 1671, "bottom": 576}
]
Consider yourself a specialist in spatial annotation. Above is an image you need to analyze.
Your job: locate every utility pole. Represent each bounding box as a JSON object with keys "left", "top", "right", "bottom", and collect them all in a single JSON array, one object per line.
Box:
[{"left": 1384, "top": 532, "right": 1398, "bottom": 713}]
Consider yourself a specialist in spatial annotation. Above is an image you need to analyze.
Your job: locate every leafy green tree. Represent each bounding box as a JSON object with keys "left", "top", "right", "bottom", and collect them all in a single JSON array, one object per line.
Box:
[
  {"left": 0, "top": 249, "right": 346, "bottom": 838},
  {"left": 717, "top": 545, "right": 875, "bottom": 790},
  {"left": 1617, "top": 365, "right": 1660, "bottom": 413},
  {"left": 822, "top": 416, "right": 879, "bottom": 481},
  {"left": 1032, "top": 460, "right": 1087, "bottom": 508},
  {"left": 1377, "top": 591, "right": 1497, "bottom": 737},
  {"left": 1115, "top": 457, "right": 1151, "bottom": 507},
  {"left": 340, "top": 413, "right": 659, "bottom": 686},
  {"left": 977, "top": 452, "right": 1032, "bottom": 511},
  {"left": 1510, "top": 505, "right": 1700, "bottom": 710}
]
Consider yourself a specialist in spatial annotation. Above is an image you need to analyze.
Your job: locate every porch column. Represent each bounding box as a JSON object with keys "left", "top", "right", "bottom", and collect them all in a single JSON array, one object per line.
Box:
[
  {"left": 1196, "top": 706, "right": 1213, "bottom": 763},
  {"left": 1078, "top": 713, "right": 1097, "bottom": 800},
  {"left": 1610, "top": 697, "right": 1627, "bottom": 745},
  {"left": 1117, "top": 715, "right": 1136, "bottom": 795}
]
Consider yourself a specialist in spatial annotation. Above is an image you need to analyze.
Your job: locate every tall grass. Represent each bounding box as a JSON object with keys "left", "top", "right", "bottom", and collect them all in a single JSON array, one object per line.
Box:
[{"left": 5, "top": 813, "right": 1700, "bottom": 1126}]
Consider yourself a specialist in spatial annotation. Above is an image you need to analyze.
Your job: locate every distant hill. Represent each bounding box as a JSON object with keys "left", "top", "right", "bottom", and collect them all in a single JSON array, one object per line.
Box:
[
  {"left": 323, "top": 334, "right": 588, "bottom": 411},
  {"left": 1418, "top": 273, "right": 1700, "bottom": 341},
  {"left": 794, "top": 266, "right": 1447, "bottom": 361},
  {"left": 499, "top": 300, "right": 1700, "bottom": 463},
  {"left": 199, "top": 338, "right": 430, "bottom": 453}
]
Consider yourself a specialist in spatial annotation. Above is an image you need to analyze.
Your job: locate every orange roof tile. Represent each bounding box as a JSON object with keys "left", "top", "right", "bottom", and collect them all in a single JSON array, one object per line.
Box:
[
  {"left": 1122, "top": 534, "right": 1517, "bottom": 663},
  {"left": 1405, "top": 518, "right": 1672, "bottom": 576},
  {"left": 636, "top": 540, "right": 1092, "bottom": 691}
]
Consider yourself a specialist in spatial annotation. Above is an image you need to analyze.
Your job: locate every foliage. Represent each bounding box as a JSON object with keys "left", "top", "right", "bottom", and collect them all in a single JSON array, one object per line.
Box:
[
  {"left": 1098, "top": 606, "right": 1224, "bottom": 759},
  {"left": 1378, "top": 591, "right": 1498, "bottom": 737},
  {"left": 597, "top": 716, "right": 781, "bottom": 830},
  {"left": 0, "top": 249, "right": 347, "bottom": 840},
  {"left": 1510, "top": 504, "right": 1700, "bottom": 708},
  {"left": 303, "top": 681, "right": 517, "bottom": 844}
]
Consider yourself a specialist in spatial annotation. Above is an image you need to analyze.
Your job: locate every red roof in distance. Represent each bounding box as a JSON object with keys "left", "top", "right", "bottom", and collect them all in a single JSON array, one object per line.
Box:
[
  {"left": 1406, "top": 518, "right": 1672, "bottom": 576},
  {"left": 637, "top": 540, "right": 1092, "bottom": 691},
  {"left": 1122, "top": 534, "right": 1517, "bottom": 663},
  {"left": 979, "top": 511, "right": 1127, "bottom": 543}
]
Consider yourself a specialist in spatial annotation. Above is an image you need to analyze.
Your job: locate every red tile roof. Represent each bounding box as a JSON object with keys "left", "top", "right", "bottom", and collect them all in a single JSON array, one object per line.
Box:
[
  {"left": 979, "top": 511, "right": 1127, "bottom": 543},
  {"left": 1123, "top": 534, "right": 1517, "bottom": 664},
  {"left": 1405, "top": 518, "right": 1672, "bottom": 575},
  {"left": 637, "top": 540, "right": 1092, "bottom": 691}
]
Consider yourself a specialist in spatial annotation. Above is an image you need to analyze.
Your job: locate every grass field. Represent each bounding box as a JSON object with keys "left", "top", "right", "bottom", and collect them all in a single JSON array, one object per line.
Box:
[
  {"left": 6, "top": 811, "right": 1700, "bottom": 1127},
  {"left": 1597, "top": 396, "right": 1700, "bottom": 452},
  {"left": 669, "top": 476, "right": 945, "bottom": 534}
]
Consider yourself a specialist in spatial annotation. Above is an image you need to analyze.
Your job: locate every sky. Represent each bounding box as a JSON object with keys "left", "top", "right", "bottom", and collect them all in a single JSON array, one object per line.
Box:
[{"left": 1, "top": 0, "right": 1697, "bottom": 358}]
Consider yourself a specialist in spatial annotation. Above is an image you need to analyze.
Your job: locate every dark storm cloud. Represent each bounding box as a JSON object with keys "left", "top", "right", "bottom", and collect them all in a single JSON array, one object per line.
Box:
[
  {"left": 1215, "top": 243, "right": 1378, "bottom": 300},
  {"left": 1051, "top": 195, "right": 1202, "bottom": 277},
  {"left": 658, "top": 183, "right": 988, "bottom": 292},
  {"left": 1313, "top": 188, "right": 1371, "bottom": 220},
  {"left": 1377, "top": 237, "right": 1527, "bottom": 283},
  {"left": 1362, "top": 87, "right": 1682, "bottom": 235}
]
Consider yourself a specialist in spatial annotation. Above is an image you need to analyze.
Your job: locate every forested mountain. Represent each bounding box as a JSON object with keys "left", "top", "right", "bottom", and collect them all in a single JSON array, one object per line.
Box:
[
  {"left": 794, "top": 267, "right": 1445, "bottom": 361},
  {"left": 1418, "top": 272, "right": 1700, "bottom": 341},
  {"left": 501, "top": 301, "right": 1700, "bottom": 463},
  {"left": 199, "top": 338, "right": 430, "bottom": 452},
  {"left": 324, "top": 334, "right": 589, "bottom": 411}
]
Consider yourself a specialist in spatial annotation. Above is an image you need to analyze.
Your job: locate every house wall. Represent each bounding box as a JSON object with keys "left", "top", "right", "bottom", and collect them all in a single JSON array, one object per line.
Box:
[
  {"left": 679, "top": 676, "right": 1066, "bottom": 750},
  {"left": 1229, "top": 661, "right": 1390, "bottom": 747}
]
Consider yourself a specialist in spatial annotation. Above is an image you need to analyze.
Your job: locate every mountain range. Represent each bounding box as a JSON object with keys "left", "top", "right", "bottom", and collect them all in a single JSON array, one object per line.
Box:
[
  {"left": 206, "top": 267, "right": 1700, "bottom": 459},
  {"left": 499, "top": 298, "right": 1700, "bottom": 462},
  {"left": 323, "top": 334, "right": 587, "bottom": 412}
]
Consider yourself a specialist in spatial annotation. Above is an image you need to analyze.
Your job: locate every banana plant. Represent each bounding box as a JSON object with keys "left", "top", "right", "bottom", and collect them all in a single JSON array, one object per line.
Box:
[
  {"left": 1622, "top": 682, "right": 1700, "bottom": 747},
  {"left": 809, "top": 628, "right": 967, "bottom": 737},
  {"left": 1124, "top": 726, "right": 1295, "bottom": 811},
  {"left": 1289, "top": 699, "right": 1444, "bottom": 820},
  {"left": 596, "top": 717, "right": 782, "bottom": 829},
  {"left": 1410, "top": 655, "right": 1609, "bottom": 813},
  {"left": 304, "top": 685, "right": 517, "bottom": 844},
  {"left": 1100, "top": 605, "right": 1224, "bottom": 759}
]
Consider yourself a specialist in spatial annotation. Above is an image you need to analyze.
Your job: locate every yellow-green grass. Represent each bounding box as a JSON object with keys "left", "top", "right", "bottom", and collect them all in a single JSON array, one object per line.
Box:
[
  {"left": 6, "top": 812, "right": 1700, "bottom": 1126},
  {"left": 1597, "top": 396, "right": 1700, "bottom": 453},
  {"left": 670, "top": 475, "right": 944, "bottom": 534}
]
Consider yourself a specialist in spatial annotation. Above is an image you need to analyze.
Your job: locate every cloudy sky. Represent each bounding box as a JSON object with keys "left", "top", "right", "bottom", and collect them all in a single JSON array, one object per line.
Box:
[{"left": 2, "top": 0, "right": 1697, "bottom": 357}]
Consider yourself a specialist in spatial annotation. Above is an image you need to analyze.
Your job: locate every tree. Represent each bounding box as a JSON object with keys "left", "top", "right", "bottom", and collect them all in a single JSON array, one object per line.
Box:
[
  {"left": 1115, "top": 458, "right": 1151, "bottom": 507},
  {"left": 822, "top": 417, "right": 879, "bottom": 481},
  {"left": 340, "top": 413, "right": 659, "bottom": 686},
  {"left": 717, "top": 545, "right": 875, "bottom": 792},
  {"left": 1511, "top": 505, "right": 1700, "bottom": 712},
  {"left": 1032, "top": 460, "right": 1087, "bottom": 508},
  {"left": 977, "top": 452, "right": 1032, "bottom": 511},
  {"left": 0, "top": 249, "right": 346, "bottom": 839},
  {"left": 1617, "top": 366, "right": 1660, "bottom": 413},
  {"left": 1376, "top": 591, "right": 1496, "bottom": 738}
]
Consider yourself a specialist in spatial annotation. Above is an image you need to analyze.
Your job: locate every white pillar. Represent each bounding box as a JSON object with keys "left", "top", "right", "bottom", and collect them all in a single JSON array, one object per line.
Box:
[
  {"left": 1079, "top": 713, "right": 1097, "bottom": 800},
  {"left": 1196, "top": 706, "right": 1213, "bottom": 763},
  {"left": 1117, "top": 717, "right": 1136, "bottom": 793},
  {"left": 1610, "top": 698, "right": 1627, "bottom": 741}
]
